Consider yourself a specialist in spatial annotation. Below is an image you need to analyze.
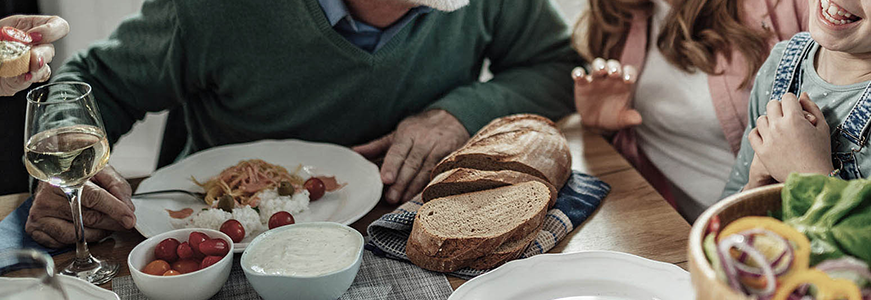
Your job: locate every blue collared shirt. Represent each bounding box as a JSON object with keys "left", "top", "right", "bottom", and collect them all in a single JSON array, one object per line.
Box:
[{"left": 317, "top": 0, "right": 432, "bottom": 53}]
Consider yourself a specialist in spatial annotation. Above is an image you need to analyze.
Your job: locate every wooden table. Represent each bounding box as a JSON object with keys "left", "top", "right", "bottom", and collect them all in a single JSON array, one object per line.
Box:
[{"left": 1, "top": 114, "right": 691, "bottom": 292}]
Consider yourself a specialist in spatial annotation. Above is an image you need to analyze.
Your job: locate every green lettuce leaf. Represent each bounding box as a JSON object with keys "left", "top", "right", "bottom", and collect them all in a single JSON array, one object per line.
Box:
[{"left": 782, "top": 173, "right": 871, "bottom": 266}]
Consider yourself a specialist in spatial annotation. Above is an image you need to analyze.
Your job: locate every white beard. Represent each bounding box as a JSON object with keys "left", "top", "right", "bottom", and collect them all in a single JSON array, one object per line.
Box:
[{"left": 404, "top": 0, "right": 469, "bottom": 11}]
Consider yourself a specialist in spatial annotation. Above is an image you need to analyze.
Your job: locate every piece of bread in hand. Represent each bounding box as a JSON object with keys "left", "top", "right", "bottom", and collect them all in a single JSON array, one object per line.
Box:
[{"left": 0, "top": 41, "right": 30, "bottom": 78}]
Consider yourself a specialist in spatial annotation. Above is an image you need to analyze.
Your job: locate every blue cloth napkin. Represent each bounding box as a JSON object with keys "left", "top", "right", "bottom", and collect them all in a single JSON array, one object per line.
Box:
[
  {"left": 0, "top": 197, "right": 72, "bottom": 272},
  {"left": 366, "top": 171, "right": 611, "bottom": 278}
]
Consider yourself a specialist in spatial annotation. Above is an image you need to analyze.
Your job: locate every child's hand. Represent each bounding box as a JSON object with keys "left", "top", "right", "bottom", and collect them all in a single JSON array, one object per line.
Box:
[
  {"left": 748, "top": 92, "right": 833, "bottom": 182},
  {"left": 745, "top": 154, "right": 777, "bottom": 191},
  {"left": 572, "top": 58, "right": 641, "bottom": 132}
]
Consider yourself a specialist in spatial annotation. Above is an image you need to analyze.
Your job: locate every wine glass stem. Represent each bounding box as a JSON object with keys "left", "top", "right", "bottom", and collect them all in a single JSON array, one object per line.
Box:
[{"left": 60, "top": 186, "right": 91, "bottom": 261}]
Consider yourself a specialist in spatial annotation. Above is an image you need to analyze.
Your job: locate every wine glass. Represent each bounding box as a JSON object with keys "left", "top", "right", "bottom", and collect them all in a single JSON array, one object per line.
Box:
[
  {"left": 0, "top": 249, "right": 68, "bottom": 300},
  {"left": 23, "top": 82, "right": 119, "bottom": 284}
]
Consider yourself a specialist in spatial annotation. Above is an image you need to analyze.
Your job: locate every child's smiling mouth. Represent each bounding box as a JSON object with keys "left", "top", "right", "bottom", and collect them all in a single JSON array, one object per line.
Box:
[{"left": 820, "top": 0, "right": 862, "bottom": 25}]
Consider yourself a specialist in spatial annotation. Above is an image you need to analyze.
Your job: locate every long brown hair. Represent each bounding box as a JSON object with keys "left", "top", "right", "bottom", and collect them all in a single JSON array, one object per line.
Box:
[{"left": 572, "top": 0, "right": 772, "bottom": 88}]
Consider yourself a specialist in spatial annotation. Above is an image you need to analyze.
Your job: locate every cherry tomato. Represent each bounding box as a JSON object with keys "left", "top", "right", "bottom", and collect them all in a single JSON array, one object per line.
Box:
[
  {"left": 220, "top": 219, "right": 246, "bottom": 243},
  {"left": 162, "top": 270, "right": 181, "bottom": 276},
  {"left": 177, "top": 241, "right": 193, "bottom": 260},
  {"left": 304, "top": 178, "right": 326, "bottom": 201},
  {"left": 189, "top": 231, "right": 209, "bottom": 258},
  {"left": 200, "top": 256, "right": 223, "bottom": 269},
  {"left": 199, "top": 238, "right": 230, "bottom": 256},
  {"left": 154, "top": 238, "right": 180, "bottom": 262},
  {"left": 171, "top": 259, "right": 200, "bottom": 274},
  {"left": 0, "top": 27, "right": 31, "bottom": 44},
  {"left": 143, "top": 260, "right": 171, "bottom": 276},
  {"left": 707, "top": 215, "right": 721, "bottom": 237},
  {"left": 268, "top": 211, "right": 295, "bottom": 229}
]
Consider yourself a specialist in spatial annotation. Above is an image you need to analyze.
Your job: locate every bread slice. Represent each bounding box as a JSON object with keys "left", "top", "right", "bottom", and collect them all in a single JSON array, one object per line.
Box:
[
  {"left": 0, "top": 41, "right": 30, "bottom": 78},
  {"left": 422, "top": 168, "right": 558, "bottom": 207},
  {"left": 406, "top": 181, "right": 551, "bottom": 272},
  {"left": 468, "top": 225, "right": 540, "bottom": 270},
  {"left": 432, "top": 129, "right": 571, "bottom": 189}
]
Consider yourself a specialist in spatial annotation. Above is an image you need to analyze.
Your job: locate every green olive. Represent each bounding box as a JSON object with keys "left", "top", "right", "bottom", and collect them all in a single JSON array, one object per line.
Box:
[
  {"left": 217, "top": 194, "right": 235, "bottom": 212},
  {"left": 278, "top": 181, "right": 295, "bottom": 196}
]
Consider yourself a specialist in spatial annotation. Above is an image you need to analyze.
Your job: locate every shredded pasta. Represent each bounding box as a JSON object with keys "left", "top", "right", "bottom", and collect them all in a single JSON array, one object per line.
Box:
[{"left": 192, "top": 159, "right": 304, "bottom": 207}]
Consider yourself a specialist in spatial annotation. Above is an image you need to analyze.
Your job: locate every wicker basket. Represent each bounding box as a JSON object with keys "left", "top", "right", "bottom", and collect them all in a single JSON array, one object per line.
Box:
[{"left": 687, "top": 184, "right": 784, "bottom": 299}]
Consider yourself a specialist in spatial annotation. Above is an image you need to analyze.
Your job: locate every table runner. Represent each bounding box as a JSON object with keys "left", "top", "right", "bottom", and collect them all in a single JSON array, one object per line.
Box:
[
  {"left": 113, "top": 248, "right": 453, "bottom": 300},
  {"left": 367, "top": 171, "right": 611, "bottom": 278}
]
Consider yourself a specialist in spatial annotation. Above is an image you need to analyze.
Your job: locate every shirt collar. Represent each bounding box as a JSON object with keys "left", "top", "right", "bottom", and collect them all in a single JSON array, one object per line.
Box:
[
  {"left": 318, "top": 0, "right": 352, "bottom": 27},
  {"left": 317, "top": 0, "right": 433, "bottom": 28}
]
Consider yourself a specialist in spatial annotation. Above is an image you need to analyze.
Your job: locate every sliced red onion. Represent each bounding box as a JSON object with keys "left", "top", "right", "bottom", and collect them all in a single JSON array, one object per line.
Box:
[
  {"left": 718, "top": 235, "right": 777, "bottom": 296},
  {"left": 731, "top": 229, "right": 795, "bottom": 278},
  {"left": 737, "top": 233, "right": 755, "bottom": 263},
  {"left": 815, "top": 256, "right": 871, "bottom": 281}
]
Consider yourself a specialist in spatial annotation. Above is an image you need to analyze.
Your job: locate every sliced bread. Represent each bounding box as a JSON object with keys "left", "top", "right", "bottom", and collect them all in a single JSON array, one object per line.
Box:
[
  {"left": 468, "top": 225, "right": 541, "bottom": 270},
  {"left": 406, "top": 181, "right": 551, "bottom": 271},
  {"left": 432, "top": 129, "right": 571, "bottom": 188},
  {"left": 422, "top": 168, "right": 558, "bottom": 207}
]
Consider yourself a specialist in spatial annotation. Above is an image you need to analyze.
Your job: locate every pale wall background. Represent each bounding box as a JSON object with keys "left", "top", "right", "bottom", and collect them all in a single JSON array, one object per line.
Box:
[{"left": 41, "top": 0, "right": 586, "bottom": 178}]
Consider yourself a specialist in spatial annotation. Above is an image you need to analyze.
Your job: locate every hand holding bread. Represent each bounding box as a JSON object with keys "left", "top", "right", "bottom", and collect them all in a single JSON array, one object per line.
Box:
[{"left": 0, "top": 15, "right": 69, "bottom": 97}]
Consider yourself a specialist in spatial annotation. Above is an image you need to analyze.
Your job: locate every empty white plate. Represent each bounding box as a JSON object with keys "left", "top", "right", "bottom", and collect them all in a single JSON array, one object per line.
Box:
[{"left": 449, "top": 251, "right": 694, "bottom": 300}]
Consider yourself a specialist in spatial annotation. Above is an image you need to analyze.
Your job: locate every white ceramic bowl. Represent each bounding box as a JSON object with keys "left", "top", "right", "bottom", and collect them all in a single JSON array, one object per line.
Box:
[
  {"left": 241, "top": 222, "right": 364, "bottom": 300},
  {"left": 128, "top": 228, "right": 234, "bottom": 300}
]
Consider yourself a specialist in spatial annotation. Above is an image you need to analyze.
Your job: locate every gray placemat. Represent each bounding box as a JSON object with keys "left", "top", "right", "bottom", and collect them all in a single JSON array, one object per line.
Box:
[{"left": 113, "top": 250, "right": 452, "bottom": 300}]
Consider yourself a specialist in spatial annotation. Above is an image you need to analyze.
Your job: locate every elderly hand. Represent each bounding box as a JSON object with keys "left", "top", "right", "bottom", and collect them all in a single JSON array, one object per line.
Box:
[
  {"left": 0, "top": 15, "right": 70, "bottom": 97},
  {"left": 572, "top": 57, "right": 641, "bottom": 132},
  {"left": 748, "top": 93, "right": 833, "bottom": 182},
  {"left": 25, "top": 165, "right": 136, "bottom": 248},
  {"left": 353, "top": 109, "right": 470, "bottom": 204}
]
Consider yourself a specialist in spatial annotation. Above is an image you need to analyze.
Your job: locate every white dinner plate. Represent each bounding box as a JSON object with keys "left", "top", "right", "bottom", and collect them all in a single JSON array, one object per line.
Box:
[
  {"left": 0, "top": 275, "right": 120, "bottom": 300},
  {"left": 132, "top": 139, "right": 382, "bottom": 252},
  {"left": 449, "top": 251, "right": 694, "bottom": 300}
]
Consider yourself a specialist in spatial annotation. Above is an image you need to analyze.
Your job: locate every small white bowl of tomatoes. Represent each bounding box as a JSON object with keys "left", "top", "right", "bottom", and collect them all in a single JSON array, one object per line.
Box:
[{"left": 128, "top": 228, "right": 234, "bottom": 300}]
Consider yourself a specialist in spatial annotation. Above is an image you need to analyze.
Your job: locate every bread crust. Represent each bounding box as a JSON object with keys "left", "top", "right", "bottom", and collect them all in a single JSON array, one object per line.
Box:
[
  {"left": 423, "top": 168, "right": 558, "bottom": 207},
  {"left": 432, "top": 114, "right": 571, "bottom": 189},
  {"left": 0, "top": 47, "right": 29, "bottom": 78},
  {"left": 433, "top": 129, "right": 571, "bottom": 189}
]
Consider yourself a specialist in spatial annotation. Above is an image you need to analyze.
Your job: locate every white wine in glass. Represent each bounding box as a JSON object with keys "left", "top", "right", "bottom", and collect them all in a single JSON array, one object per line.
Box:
[{"left": 24, "top": 82, "right": 119, "bottom": 285}]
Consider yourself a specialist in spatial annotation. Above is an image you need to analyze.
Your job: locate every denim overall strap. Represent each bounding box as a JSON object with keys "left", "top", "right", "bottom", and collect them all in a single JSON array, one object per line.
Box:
[
  {"left": 769, "top": 32, "right": 814, "bottom": 102},
  {"left": 836, "top": 83, "right": 871, "bottom": 146}
]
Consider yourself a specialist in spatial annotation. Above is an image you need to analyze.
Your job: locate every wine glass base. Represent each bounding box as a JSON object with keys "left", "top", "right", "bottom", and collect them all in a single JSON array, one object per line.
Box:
[{"left": 60, "top": 255, "right": 119, "bottom": 285}]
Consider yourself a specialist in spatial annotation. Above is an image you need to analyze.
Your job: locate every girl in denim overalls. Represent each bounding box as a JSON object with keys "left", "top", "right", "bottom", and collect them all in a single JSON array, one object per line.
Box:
[{"left": 722, "top": 0, "right": 871, "bottom": 198}]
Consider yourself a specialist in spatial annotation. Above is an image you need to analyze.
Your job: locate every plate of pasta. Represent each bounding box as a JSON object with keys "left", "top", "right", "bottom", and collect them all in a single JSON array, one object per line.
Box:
[{"left": 131, "top": 139, "right": 383, "bottom": 252}]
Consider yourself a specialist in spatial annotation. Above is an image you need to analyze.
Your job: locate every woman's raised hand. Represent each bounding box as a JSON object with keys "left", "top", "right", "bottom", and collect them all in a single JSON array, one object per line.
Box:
[{"left": 572, "top": 58, "right": 641, "bottom": 132}]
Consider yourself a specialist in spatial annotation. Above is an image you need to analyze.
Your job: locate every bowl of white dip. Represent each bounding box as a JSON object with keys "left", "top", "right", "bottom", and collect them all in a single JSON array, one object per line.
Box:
[{"left": 240, "top": 222, "right": 364, "bottom": 300}]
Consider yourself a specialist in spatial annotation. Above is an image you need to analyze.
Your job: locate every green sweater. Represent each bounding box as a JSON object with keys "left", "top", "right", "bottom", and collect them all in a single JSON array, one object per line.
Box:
[{"left": 54, "top": 0, "right": 578, "bottom": 157}]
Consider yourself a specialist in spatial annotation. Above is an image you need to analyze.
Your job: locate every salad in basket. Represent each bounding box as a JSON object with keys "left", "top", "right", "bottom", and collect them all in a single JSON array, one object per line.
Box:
[{"left": 704, "top": 174, "right": 871, "bottom": 300}]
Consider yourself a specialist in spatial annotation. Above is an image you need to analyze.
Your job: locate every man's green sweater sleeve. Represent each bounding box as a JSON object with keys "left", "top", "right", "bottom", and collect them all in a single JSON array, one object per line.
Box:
[
  {"left": 427, "top": 0, "right": 579, "bottom": 134},
  {"left": 52, "top": 0, "right": 191, "bottom": 145}
]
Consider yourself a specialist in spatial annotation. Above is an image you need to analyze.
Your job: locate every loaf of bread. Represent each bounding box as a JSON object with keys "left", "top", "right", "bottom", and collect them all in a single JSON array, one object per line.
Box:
[
  {"left": 431, "top": 114, "right": 571, "bottom": 189},
  {"left": 406, "top": 181, "right": 551, "bottom": 272},
  {"left": 422, "top": 168, "right": 557, "bottom": 207},
  {"left": 0, "top": 41, "right": 30, "bottom": 78}
]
